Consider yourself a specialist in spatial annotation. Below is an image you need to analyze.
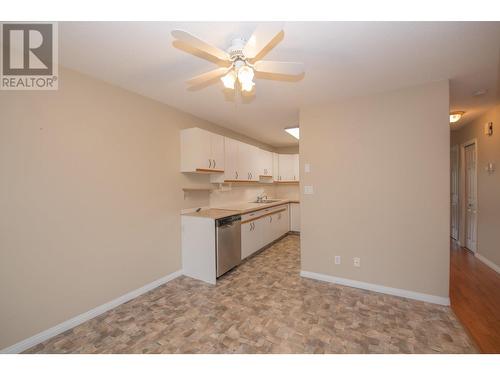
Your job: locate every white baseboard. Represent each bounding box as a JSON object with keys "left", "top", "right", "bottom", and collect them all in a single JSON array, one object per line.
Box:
[
  {"left": 475, "top": 253, "right": 500, "bottom": 273},
  {"left": 1, "top": 269, "right": 183, "bottom": 354},
  {"left": 300, "top": 271, "right": 450, "bottom": 306}
]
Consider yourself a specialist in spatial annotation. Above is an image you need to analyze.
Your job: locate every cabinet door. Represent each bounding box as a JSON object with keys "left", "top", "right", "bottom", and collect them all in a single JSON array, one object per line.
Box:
[
  {"left": 272, "top": 153, "right": 280, "bottom": 181},
  {"left": 224, "top": 137, "right": 238, "bottom": 181},
  {"left": 277, "top": 206, "right": 289, "bottom": 236},
  {"left": 242, "top": 219, "right": 263, "bottom": 259},
  {"left": 292, "top": 154, "right": 299, "bottom": 181},
  {"left": 278, "top": 154, "right": 294, "bottom": 181},
  {"left": 248, "top": 145, "right": 260, "bottom": 181},
  {"left": 210, "top": 133, "right": 225, "bottom": 171},
  {"left": 290, "top": 203, "right": 300, "bottom": 232},
  {"left": 262, "top": 214, "right": 274, "bottom": 246},
  {"left": 180, "top": 128, "right": 212, "bottom": 172},
  {"left": 241, "top": 221, "right": 255, "bottom": 259},
  {"left": 259, "top": 149, "right": 273, "bottom": 177},
  {"left": 236, "top": 141, "right": 250, "bottom": 180}
]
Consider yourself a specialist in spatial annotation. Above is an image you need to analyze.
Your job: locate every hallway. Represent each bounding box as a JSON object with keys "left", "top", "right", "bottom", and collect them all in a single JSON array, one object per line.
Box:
[{"left": 450, "top": 241, "right": 500, "bottom": 353}]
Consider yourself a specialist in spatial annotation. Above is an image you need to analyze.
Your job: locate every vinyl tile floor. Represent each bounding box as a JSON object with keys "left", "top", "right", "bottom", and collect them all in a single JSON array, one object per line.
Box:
[{"left": 26, "top": 235, "right": 477, "bottom": 353}]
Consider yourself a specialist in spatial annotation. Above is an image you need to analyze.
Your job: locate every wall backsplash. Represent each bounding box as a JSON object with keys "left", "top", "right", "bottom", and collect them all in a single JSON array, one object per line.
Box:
[{"left": 182, "top": 179, "right": 299, "bottom": 210}]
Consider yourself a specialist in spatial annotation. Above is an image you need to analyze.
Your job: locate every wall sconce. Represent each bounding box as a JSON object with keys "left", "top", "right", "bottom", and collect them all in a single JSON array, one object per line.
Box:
[
  {"left": 484, "top": 122, "right": 493, "bottom": 136},
  {"left": 486, "top": 163, "right": 495, "bottom": 175}
]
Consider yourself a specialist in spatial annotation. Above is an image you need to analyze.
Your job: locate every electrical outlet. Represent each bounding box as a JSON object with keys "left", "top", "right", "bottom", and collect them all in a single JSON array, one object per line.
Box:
[
  {"left": 335, "top": 256, "right": 341, "bottom": 265},
  {"left": 305, "top": 163, "right": 311, "bottom": 173},
  {"left": 353, "top": 257, "right": 361, "bottom": 267}
]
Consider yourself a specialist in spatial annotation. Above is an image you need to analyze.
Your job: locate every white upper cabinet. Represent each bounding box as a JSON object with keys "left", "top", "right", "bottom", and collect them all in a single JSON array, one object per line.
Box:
[
  {"left": 224, "top": 137, "right": 239, "bottom": 181},
  {"left": 180, "top": 128, "right": 225, "bottom": 173},
  {"left": 277, "top": 154, "right": 299, "bottom": 181},
  {"left": 224, "top": 138, "right": 260, "bottom": 182},
  {"left": 258, "top": 149, "right": 273, "bottom": 178},
  {"left": 272, "top": 153, "right": 280, "bottom": 181}
]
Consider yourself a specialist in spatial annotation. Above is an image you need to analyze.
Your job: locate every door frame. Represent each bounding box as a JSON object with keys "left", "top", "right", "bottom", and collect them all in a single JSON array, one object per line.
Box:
[
  {"left": 450, "top": 144, "right": 459, "bottom": 241},
  {"left": 458, "top": 138, "right": 478, "bottom": 252}
]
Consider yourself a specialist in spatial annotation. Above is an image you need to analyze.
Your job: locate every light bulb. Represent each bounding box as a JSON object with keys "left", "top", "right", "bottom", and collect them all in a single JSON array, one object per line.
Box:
[
  {"left": 449, "top": 111, "right": 465, "bottom": 123},
  {"left": 241, "top": 80, "right": 255, "bottom": 92},
  {"left": 221, "top": 70, "right": 236, "bottom": 89},
  {"left": 237, "top": 65, "right": 254, "bottom": 86}
]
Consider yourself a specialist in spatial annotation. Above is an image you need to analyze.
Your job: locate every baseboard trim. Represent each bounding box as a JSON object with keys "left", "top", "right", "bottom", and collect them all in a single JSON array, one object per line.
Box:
[
  {"left": 300, "top": 270, "right": 450, "bottom": 306},
  {"left": 475, "top": 253, "right": 500, "bottom": 273},
  {"left": 1, "top": 269, "right": 183, "bottom": 354}
]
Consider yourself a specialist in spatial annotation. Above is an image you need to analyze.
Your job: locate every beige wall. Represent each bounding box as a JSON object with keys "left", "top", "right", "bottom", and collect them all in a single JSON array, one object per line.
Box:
[
  {"left": 300, "top": 81, "right": 450, "bottom": 298},
  {"left": 451, "top": 104, "right": 500, "bottom": 267},
  {"left": 0, "top": 68, "right": 277, "bottom": 350}
]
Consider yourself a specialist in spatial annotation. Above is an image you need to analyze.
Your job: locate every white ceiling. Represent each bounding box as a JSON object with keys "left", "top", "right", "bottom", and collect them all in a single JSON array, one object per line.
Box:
[{"left": 59, "top": 22, "right": 500, "bottom": 146}]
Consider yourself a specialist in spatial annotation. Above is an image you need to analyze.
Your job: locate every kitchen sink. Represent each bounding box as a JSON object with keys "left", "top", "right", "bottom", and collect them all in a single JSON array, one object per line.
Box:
[{"left": 250, "top": 199, "right": 282, "bottom": 204}]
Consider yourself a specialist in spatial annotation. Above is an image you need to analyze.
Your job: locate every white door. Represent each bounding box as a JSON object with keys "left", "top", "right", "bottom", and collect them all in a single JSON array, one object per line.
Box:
[
  {"left": 450, "top": 145, "right": 459, "bottom": 240},
  {"left": 464, "top": 143, "right": 477, "bottom": 252}
]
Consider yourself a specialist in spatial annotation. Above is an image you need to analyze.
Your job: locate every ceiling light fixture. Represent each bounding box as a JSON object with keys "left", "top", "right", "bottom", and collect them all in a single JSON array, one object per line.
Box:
[
  {"left": 450, "top": 111, "right": 465, "bottom": 123},
  {"left": 221, "top": 70, "right": 236, "bottom": 89},
  {"left": 285, "top": 127, "right": 300, "bottom": 140},
  {"left": 237, "top": 65, "right": 255, "bottom": 92}
]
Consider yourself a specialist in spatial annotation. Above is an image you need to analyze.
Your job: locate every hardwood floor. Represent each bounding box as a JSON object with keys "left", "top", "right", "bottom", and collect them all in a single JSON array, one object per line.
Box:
[{"left": 450, "top": 240, "right": 500, "bottom": 353}]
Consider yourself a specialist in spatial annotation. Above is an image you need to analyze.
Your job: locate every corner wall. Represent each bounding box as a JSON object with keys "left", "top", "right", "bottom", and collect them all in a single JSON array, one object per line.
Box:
[{"left": 300, "top": 81, "right": 450, "bottom": 299}]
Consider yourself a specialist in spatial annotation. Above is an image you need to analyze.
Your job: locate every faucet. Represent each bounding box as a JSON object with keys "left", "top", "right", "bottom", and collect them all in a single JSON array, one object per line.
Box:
[{"left": 256, "top": 195, "right": 268, "bottom": 203}]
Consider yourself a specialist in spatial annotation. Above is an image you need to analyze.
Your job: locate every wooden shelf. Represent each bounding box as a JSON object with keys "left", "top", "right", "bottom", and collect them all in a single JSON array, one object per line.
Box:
[{"left": 182, "top": 187, "right": 214, "bottom": 192}]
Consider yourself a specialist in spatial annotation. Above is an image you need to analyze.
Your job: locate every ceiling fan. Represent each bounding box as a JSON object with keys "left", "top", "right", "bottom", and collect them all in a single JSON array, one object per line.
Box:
[{"left": 171, "top": 24, "right": 304, "bottom": 93}]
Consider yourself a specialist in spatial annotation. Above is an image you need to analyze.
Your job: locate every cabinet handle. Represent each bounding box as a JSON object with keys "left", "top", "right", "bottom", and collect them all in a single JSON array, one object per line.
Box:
[
  {"left": 250, "top": 172, "right": 253, "bottom": 180},
  {"left": 270, "top": 216, "right": 272, "bottom": 223},
  {"left": 213, "top": 159, "right": 216, "bottom": 168},
  {"left": 209, "top": 159, "right": 212, "bottom": 168},
  {"left": 235, "top": 171, "right": 238, "bottom": 179}
]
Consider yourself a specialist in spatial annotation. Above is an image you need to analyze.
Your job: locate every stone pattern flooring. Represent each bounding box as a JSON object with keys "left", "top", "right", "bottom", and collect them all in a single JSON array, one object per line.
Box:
[{"left": 26, "top": 235, "right": 477, "bottom": 353}]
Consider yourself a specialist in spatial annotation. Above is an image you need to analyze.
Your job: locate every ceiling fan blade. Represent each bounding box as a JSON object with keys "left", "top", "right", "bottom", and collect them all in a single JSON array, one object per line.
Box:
[
  {"left": 254, "top": 61, "right": 304, "bottom": 76},
  {"left": 172, "top": 30, "right": 230, "bottom": 61},
  {"left": 186, "top": 67, "right": 230, "bottom": 86},
  {"left": 243, "top": 23, "right": 284, "bottom": 59}
]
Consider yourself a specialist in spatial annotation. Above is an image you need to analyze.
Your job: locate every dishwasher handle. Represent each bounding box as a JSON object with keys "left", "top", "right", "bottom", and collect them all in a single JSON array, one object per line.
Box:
[{"left": 216, "top": 215, "right": 241, "bottom": 227}]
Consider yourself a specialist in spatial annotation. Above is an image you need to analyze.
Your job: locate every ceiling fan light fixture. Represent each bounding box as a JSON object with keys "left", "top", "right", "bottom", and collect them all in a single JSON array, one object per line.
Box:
[
  {"left": 237, "top": 65, "right": 255, "bottom": 86},
  {"left": 285, "top": 127, "right": 300, "bottom": 140},
  {"left": 221, "top": 70, "right": 236, "bottom": 89},
  {"left": 450, "top": 111, "right": 465, "bottom": 123}
]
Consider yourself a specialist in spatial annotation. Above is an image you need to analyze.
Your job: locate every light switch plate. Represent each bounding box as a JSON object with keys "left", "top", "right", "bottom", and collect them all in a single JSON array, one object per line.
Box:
[
  {"left": 304, "top": 185, "right": 314, "bottom": 195},
  {"left": 305, "top": 163, "right": 311, "bottom": 173},
  {"left": 335, "top": 256, "right": 341, "bottom": 265}
]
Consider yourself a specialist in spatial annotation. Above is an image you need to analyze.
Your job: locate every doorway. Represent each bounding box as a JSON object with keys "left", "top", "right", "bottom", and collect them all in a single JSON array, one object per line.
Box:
[
  {"left": 463, "top": 141, "right": 478, "bottom": 252},
  {"left": 450, "top": 145, "right": 459, "bottom": 240}
]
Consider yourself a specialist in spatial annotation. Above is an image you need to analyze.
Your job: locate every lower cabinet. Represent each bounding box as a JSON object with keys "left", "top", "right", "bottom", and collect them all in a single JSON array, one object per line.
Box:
[
  {"left": 241, "top": 204, "right": 290, "bottom": 260},
  {"left": 290, "top": 203, "right": 300, "bottom": 232}
]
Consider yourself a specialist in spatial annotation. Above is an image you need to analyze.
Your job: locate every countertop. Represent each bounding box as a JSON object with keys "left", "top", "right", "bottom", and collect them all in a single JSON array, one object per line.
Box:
[{"left": 182, "top": 199, "right": 300, "bottom": 220}]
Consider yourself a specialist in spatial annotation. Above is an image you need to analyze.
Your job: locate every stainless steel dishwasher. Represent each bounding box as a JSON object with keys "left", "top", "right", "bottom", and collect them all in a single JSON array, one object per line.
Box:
[{"left": 215, "top": 215, "right": 241, "bottom": 277}]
